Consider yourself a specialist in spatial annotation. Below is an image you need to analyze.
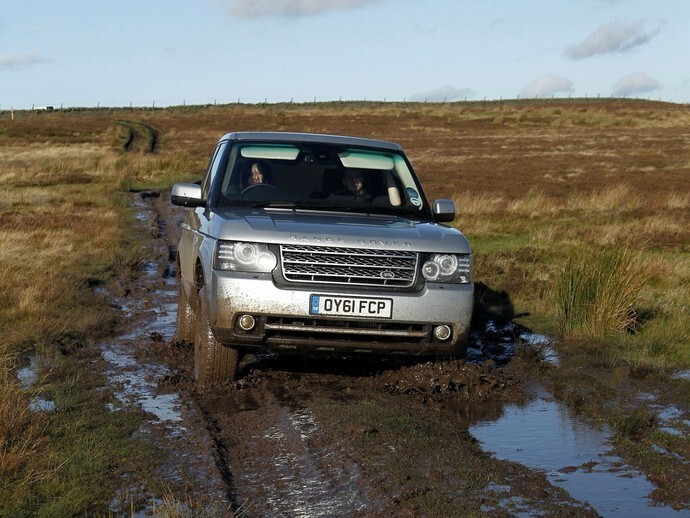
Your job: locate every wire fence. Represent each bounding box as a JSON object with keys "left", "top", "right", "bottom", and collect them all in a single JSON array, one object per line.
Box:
[{"left": 1, "top": 94, "right": 686, "bottom": 115}]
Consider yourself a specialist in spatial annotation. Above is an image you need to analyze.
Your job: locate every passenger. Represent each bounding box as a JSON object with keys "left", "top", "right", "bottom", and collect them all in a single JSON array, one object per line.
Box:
[{"left": 329, "top": 169, "right": 371, "bottom": 201}]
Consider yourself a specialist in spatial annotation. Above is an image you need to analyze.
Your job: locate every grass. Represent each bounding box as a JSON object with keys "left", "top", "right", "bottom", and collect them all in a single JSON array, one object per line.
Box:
[
  {"left": 456, "top": 182, "right": 689, "bottom": 371},
  {"left": 0, "top": 99, "right": 688, "bottom": 513},
  {"left": 0, "top": 126, "right": 172, "bottom": 514},
  {"left": 555, "top": 240, "right": 649, "bottom": 338},
  {"left": 0, "top": 371, "right": 50, "bottom": 493}
]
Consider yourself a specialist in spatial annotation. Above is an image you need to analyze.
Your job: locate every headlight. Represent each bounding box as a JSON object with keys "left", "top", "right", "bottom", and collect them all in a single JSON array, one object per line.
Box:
[
  {"left": 214, "top": 241, "right": 277, "bottom": 273},
  {"left": 422, "top": 254, "right": 471, "bottom": 284}
]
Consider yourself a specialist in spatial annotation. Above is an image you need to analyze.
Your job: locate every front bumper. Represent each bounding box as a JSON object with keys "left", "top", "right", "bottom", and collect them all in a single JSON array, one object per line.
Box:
[{"left": 208, "top": 271, "right": 474, "bottom": 356}]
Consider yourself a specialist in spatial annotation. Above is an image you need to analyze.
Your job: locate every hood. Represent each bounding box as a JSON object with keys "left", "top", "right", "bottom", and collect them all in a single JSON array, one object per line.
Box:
[{"left": 209, "top": 208, "right": 471, "bottom": 254}]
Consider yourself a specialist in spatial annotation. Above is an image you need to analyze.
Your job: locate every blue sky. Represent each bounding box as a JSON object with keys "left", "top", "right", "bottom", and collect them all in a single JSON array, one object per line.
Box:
[{"left": 1, "top": 0, "right": 688, "bottom": 109}]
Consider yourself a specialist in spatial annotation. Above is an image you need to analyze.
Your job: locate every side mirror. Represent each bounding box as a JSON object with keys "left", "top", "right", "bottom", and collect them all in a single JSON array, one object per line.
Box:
[
  {"left": 171, "top": 183, "right": 205, "bottom": 208},
  {"left": 432, "top": 199, "right": 456, "bottom": 223}
]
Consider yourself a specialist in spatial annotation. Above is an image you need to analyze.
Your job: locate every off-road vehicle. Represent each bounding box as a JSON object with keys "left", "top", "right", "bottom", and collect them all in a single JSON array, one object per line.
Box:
[{"left": 172, "top": 132, "right": 473, "bottom": 382}]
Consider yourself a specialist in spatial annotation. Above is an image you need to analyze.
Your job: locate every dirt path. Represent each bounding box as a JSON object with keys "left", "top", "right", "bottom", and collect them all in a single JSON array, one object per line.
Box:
[
  {"left": 102, "top": 191, "right": 687, "bottom": 516},
  {"left": 114, "top": 120, "right": 159, "bottom": 153}
]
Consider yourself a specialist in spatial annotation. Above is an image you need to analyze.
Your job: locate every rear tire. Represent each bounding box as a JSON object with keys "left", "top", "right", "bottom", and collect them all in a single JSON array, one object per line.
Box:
[
  {"left": 176, "top": 279, "right": 195, "bottom": 344},
  {"left": 194, "top": 286, "right": 239, "bottom": 383}
]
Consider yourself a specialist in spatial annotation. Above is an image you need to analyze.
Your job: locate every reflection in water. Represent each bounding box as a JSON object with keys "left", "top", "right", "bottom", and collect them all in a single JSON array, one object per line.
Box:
[
  {"left": 672, "top": 369, "right": 690, "bottom": 381},
  {"left": 17, "top": 356, "right": 38, "bottom": 390},
  {"left": 17, "top": 355, "right": 58, "bottom": 413},
  {"left": 100, "top": 261, "right": 184, "bottom": 429},
  {"left": 255, "top": 407, "right": 368, "bottom": 516},
  {"left": 469, "top": 320, "right": 559, "bottom": 366},
  {"left": 469, "top": 385, "right": 683, "bottom": 517}
]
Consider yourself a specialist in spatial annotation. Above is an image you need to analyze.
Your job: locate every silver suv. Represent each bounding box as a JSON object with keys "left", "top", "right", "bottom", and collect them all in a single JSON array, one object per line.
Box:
[{"left": 172, "top": 132, "right": 473, "bottom": 382}]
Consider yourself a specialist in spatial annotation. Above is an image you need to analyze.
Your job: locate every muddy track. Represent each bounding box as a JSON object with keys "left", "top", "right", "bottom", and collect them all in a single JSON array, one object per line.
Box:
[
  {"left": 137, "top": 191, "right": 597, "bottom": 516},
  {"left": 109, "top": 191, "right": 687, "bottom": 516}
]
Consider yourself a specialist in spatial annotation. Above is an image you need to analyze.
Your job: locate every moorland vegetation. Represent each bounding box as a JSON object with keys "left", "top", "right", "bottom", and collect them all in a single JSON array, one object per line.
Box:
[{"left": 0, "top": 99, "right": 687, "bottom": 513}]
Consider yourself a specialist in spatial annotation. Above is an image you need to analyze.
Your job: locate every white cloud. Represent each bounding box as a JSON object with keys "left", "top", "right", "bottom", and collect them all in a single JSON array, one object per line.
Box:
[
  {"left": 0, "top": 51, "right": 49, "bottom": 70},
  {"left": 227, "top": 0, "right": 381, "bottom": 19},
  {"left": 408, "top": 85, "right": 474, "bottom": 102},
  {"left": 565, "top": 19, "right": 663, "bottom": 59},
  {"left": 520, "top": 74, "right": 574, "bottom": 98},
  {"left": 612, "top": 72, "right": 660, "bottom": 97}
]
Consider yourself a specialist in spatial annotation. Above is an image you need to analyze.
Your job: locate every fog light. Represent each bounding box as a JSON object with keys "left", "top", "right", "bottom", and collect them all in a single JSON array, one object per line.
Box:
[
  {"left": 238, "top": 314, "right": 256, "bottom": 331},
  {"left": 434, "top": 325, "right": 452, "bottom": 341}
]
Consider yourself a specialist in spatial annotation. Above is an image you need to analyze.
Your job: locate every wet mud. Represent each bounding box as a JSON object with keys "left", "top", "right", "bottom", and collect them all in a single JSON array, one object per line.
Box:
[{"left": 94, "top": 190, "right": 688, "bottom": 516}]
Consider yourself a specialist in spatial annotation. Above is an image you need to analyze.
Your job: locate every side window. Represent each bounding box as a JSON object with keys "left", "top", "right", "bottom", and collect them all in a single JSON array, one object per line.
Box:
[{"left": 201, "top": 141, "right": 227, "bottom": 200}]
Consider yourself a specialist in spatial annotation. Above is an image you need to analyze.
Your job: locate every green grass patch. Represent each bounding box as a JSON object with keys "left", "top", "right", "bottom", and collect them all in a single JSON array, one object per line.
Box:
[{"left": 0, "top": 343, "right": 156, "bottom": 516}]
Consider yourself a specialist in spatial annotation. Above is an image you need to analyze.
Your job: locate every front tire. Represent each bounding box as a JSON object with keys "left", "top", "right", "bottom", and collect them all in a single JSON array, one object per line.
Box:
[
  {"left": 194, "top": 286, "right": 239, "bottom": 383},
  {"left": 176, "top": 279, "right": 195, "bottom": 344}
]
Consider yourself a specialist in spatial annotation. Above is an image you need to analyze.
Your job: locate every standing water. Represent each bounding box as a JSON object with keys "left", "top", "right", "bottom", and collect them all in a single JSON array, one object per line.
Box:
[{"left": 469, "top": 384, "right": 683, "bottom": 516}]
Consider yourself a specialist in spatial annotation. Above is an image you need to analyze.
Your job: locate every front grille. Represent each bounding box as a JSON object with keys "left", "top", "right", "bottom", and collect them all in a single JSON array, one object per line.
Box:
[
  {"left": 280, "top": 244, "right": 418, "bottom": 288},
  {"left": 265, "top": 317, "right": 430, "bottom": 342},
  {"left": 265, "top": 316, "right": 430, "bottom": 346}
]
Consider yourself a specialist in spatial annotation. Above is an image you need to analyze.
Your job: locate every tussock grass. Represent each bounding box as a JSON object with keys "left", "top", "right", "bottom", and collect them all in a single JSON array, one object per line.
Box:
[
  {"left": 666, "top": 192, "right": 689, "bottom": 209},
  {"left": 0, "top": 344, "right": 54, "bottom": 503},
  {"left": 554, "top": 241, "right": 650, "bottom": 338},
  {"left": 0, "top": 383, "right": 50, "bottom": 476},
  {"left": 456, "top": 192, "right": 504, "bottom": 216},
  {"left": 567, "top": 184, "right": 641, "bottom": 212},
  {"left": 109, "top": 244, "right": 147, "bottom": 275}
]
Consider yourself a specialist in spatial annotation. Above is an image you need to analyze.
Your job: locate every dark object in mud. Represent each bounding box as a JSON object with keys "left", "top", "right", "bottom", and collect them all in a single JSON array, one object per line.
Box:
[{"left": 472, "top": 282, "right": 516, "bottom": 327}]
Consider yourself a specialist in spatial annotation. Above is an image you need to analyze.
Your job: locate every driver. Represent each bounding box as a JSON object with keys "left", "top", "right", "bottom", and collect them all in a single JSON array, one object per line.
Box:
[{"left": 246, "top": 162, "right": 271, "bottom": 186}]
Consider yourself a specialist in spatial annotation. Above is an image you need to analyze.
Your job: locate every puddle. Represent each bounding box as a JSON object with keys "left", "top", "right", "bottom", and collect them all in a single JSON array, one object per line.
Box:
[
  {"left": 106, "top": 345, "right": 184, "bottom": 427},
  {"left": 637, "top": 393, "right": 690, "bottom": 441},
  {"left": 17, "top": 355, "right": 39, "bottom": 390},
  {"left": 29, "top": 397, "right": 57, "bottom": 413},
  {"left": 468, "top": 320, "right": 516, "bottom": 365},
  {"left": 103, "top": 195, "right": 232, "bottom": 513},
  {"left": 519, "top": 330, "right": 560, "bottom": 365},
  {"left": 99, "top": 263, "right": 184, "bottom": 429},
  {"left": 469, "top": 385, "right": 684, "bottom": 516},
  {"left": 672, "top": 369, "right": 690, "bottom": 381},
  {"left": 16, "top": 355, "right": 58, "bottom": 413}
]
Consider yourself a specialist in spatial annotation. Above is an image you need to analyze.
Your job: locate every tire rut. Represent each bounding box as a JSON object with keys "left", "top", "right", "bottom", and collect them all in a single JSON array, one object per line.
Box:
[
  {"left": 201, "top": 386, "right": 377, "bottom": 516},
  {"left": 114, "top": 120, "right": 159, "bottom": 153}
]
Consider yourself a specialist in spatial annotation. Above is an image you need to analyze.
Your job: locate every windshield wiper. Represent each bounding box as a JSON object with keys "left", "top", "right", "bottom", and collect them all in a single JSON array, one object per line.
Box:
[
  {"left": 337, "top": 205, "right": 419, "bottom": 217},
  {"left": 249, "top": 201, "right": 360, "bottom": 211},
  {"left": 243, "top": 201, "right": 421, "bottom": 218},
  {"left": 247, "top": 201, "right": 325, "bottom": 210}
]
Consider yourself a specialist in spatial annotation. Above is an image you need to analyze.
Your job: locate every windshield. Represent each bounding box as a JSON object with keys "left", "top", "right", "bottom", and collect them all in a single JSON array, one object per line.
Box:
[{"left": 216, "top": 141, "right": 430, "bottom": 218}]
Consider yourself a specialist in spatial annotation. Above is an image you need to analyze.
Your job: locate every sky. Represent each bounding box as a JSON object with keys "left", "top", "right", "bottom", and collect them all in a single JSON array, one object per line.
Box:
[{"left": 1, "top": 0, "right": 689, "bottom": 109}]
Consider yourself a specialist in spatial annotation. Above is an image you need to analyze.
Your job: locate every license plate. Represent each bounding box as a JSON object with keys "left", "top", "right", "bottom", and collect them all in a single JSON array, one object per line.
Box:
[{"left": 309, "top": 294, "right": 393, "bottom": 319}]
